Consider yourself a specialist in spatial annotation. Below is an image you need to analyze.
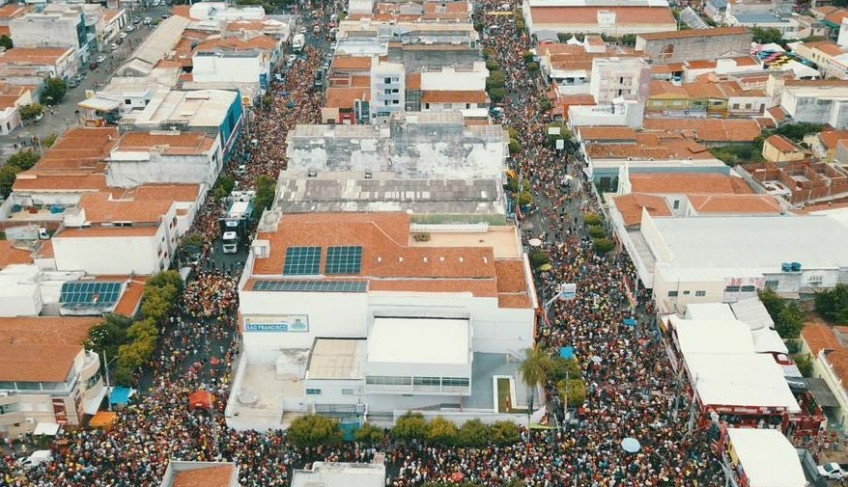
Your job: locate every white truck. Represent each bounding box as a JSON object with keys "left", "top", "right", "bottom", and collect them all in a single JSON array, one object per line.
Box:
[
  {"left": 219, "top": 191, "right": 256, "bottom": 254},
  {"left": 222, "top": 231, "right": 239, "bottom": 254},
  {"left": 292, "top": 33, "right": 305, "bottom": 53}
]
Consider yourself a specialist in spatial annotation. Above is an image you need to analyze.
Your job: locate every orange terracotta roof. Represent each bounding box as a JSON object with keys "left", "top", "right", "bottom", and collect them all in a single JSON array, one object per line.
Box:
[
  {"left": 0, "top": 47, "right": 72, "bottom": 65},
  {"left": 195, "top": 35, "right": 277, "bottom": 52},
  {"left": 642, "top": 118, "right": 763, "bottom": 143},
  {"left": 683, "top": 81, "right": 726, "bottom": 99},
  {"left": 630, "top": 173, "right": 753, "bottom": 194},
  {"left": 332, "top": 56, "right": 372, "bottom": 71},
  {"left": 766, "top": 134, "right": 798, "bottom": 153},
  {"left": 826, "top": 348, "right": 848, "bottom": 385},
  {"left": 818, "top": 130, "right": 848, "bottom": 149},
  {"left": 81, "top": 192, "right": 173, "bottom": 224},
  {"left": 810, "top": 41, "right": 844, "bottom": 57},
  {"left": 421, "top": 90, "right": 488, "bottom": 104},
  {"left": 369, "top": 278, "right": 498, "bottom": 297},
  {"left": 687, "top": 194, "right": 782, "bottom": 214},
  {"left": 172, "top": 465, "right": 235, "bottom": 487},
  {"left": 578, "top": 126, "right": 637, "bottom": 141},
  {"left": 13, "top": 173, "right": 108, "bottom": 192},
  {"left": 495, "top": 260, "right": 528, "bottom": 294},
  {"left": 686, "top": 59, "right": 717, "bottom": 70},
  {"left": 36, "top": 240, "right": 54, "bottom": 259},
  {"left": 103, "top": 9, "right": 124, "bottom": 24},
  {"left": 826, "top": 10, "right": 848, "bottom": 25},
  {"left": 638, "top": 26, "right": 749, "bottom": 41},
  {"left": 0, "top": 241, "right": 32, "bottom": 269},
  {"left": 113, "top": 132, "right": 216, "bottom": 155},
  {"left": 325, "top": 87, "right": 370, "bottom": 109},
  {"left": 0, "top": 316, "right": 101, "bottom": 382},
  {"left": 649, "top": 80, "right": 688, "bottom": 97},
  {"left": 112, "top": 278, "right": 147, "bottom": 317},
  {"left": 406, "top": 73, "right": 421, "bottom": 90},
  {"left": 612, "top": 193, "right": 672, "bottom": 227},
  {"left": 768, "top": 106, "right": 788, "bottom": 123},
  {"left": 172, "top": 5, "right": 193, "bottom": 19},
  {"left": 0, "top": 4, "right": 27, "bottom": 20},
  {"left": 529, "top": 6, "right": 676, "bottom": 26},
  {"left": 0, "top": 26, "right": 10, "bottom": 38},
  {"left": 499, "top": 294, "right": 533, "bottom": 308},
  {"left": 651, "top": 63, "right": 684, "bottom": 74}
]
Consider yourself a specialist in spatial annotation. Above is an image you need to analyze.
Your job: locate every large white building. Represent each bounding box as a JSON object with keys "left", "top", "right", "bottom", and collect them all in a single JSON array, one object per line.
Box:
[
  {"left": 227, "top": 212, "right": 538, "bottom": 430},
  {"left": 105, "top": 132, "right": 222, "bottom": 188},
  {"left": 369, "top": 60, "right": 406, "bottom": 122},
  {"left": 522, "top": 0, "right": 677, "bottom": 38},
  {"left": 626, "top": 213, "right": 848, "bottom": 313}
]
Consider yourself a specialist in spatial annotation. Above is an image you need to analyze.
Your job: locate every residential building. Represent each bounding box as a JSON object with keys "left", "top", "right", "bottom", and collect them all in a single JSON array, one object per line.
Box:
[
  {"left": 625, "top": 213, "right": 848, "bottom": 312},
  {"left": 681, "top": 57, "right": 763, "bottom": 83},
  {"left": 801, "top": 323, "right": 848, "bottom": 433},
  {"left": 77, "top": 67, "right": 181, "bottom": 126},
  {"left": 567, "top": 57, "right": 650, "bottom": 128},
  {"left": 369, "top": 59, "right": 405, "bottom": 122},
  {"left": 0, "top": 83, "right": 32, "bottom": 135},
  {"left": 292, "top": 462, "right": 385, "bottom": 487},
  {"left": 762, "top": 134, "right": 806, "bottom": 162},
  {"left": 641, "top": 118, "right": 766, "bottom": 146},
  {"left": 0, "top": 47, "right": 78, "bottom": 81},
  {"left": 522, "top": 0, "right": 677, "bottom": 37},
  {"left": 227, "top": 212, "right": 537, "bottom": 430},
  {"left": 646, "top": 80, "right": 767, "bottom": 118},
  {"left": 0, "top": 316, "right": 104, "bottom": 438},
  {"left": 116, "top": 16, "right": 191, "bottom": 77},
  {"left": 159, "top": 461, "right": 240, "bottom": 487},
  {"left": 793, "top": 41, "right": 848, "bottom": 79},
  {"left": 119, "top": 89, "right": 244, "bottom": 159},
  {"left": 634, "top": 27, "right": 752, "bottom": 65},
  {"left": 727, "top": 12, "right": 800, "bottom": 40},
  {"left": 804, "top": 129, "right": 848, "bottom": 161},
  {"left": 10, "top": 8, "right": 89, "bottom": 62},
  {"left": 52, "top": 184, "right": 202, "bottom": 275},
  {"left": 105, "top": 131, "right": 223, "bottom": 188},
  {"left": 192, "top": 34, "right": 281, "bottom": 92},
  {"left": 777, "top": 81, "right": 848, "bottom": 128}
]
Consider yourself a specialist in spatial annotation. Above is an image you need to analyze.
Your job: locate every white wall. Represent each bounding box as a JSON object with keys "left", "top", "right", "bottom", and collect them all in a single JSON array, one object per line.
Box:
[
  {"left": 106, "top": 149, "right": 221, "bottom": 188},
  {"left": 192, "top": 54, "right": 268, "bottom": 85},
  {"left": 0, "top": 285, "right": 41, "bottom": 317},
  {"left": 53, "top": 231, "right": 163, "bottom": 275},
  {"left": 302, "top": 378, "right": 364, "bottom": 406}
]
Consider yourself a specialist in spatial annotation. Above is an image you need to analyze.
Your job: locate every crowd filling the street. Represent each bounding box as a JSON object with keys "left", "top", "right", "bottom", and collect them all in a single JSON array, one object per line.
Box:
[{"left": 0, "top": 2, "right": 769, "bottom": 487}]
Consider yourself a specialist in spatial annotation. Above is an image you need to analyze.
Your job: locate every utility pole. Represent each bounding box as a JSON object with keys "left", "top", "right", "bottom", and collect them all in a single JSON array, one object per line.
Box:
[{"left": 102, "top": 350, "right": 112, "bottom": 412}]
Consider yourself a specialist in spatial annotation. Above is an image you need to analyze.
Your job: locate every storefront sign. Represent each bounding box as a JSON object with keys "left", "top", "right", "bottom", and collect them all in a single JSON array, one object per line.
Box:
[{"left": 244, "top": 315, "right": 309, "bottom": 333}]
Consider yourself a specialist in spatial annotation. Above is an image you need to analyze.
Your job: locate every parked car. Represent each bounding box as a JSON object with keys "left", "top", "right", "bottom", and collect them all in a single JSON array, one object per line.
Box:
[
  {"left": 89, "top": 62, "right": 99, "bottom": 70},
  {"left": 161, "top": 13, "right": 169, "bottom": 19},
  {"left": 110, "top": 43, "right": 119, "bottom": 51},
  {"left": 143, "top": 16, "right": 152, "bottom": 25},
  {"left": 818, "top": 463, "right": 847, "bottom": 479},
  {"left": 68, "top": 78, "right": 80, "bottom": 88},
  {"left": 119, "top": 32, "right": 128, "bottom": 39},
  {"left": 125, "top": 24, "right": 135, "bottom": 31},
  {"left": 95, "top": 54, "right": 107, "bottom": 63}
]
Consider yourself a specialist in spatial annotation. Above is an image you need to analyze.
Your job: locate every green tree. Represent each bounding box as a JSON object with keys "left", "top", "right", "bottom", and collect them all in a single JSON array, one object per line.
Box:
[
  {"left": 485, "top": 59, "right": 500, "bottom": 71},
  {"left": 113, "top": 364, "right": 134, "bottom": 386},
  {"left": 354, "top": 422, "right": 385, "bottom": 444},
  {"left": 427, "top": 416, "right": 459, "bottom": 445},
  {"left": 518, "top": 191, "right": 533, "bottom": 207},
  {"left": 548, "top": 356, "right": 581, "bottom": 383},
  {"left": 19, "top": 103, "right": 44, "bottom": 123},
  {"left": 0, "top": 165, "right": 21, "bottom": 198},
  {"left": 42, "top": 77, "right": 67, "bottom": 105},
  {"left": 508, "top": 138, "right": 522, "bottom": 154},
  {"left": 42, "top": 133, "right": 58, "bottom": 148},
  {"left": 593, "top": 238, "right": 615, "bottom": 255},
  {"left": 539, "top": 97, "right": 552, "bottom": 111},
  {"left": 490, "top": 420, "right": 520, "bottom": 445},
  {"left": 794, "top": 353, "right": 813, "bottom": 377},
  {"left": 457, "top": 419, "right": 491, "bottom": 447},
  {"left": 583, "top": 213, "right": 603, "bottom": 226},
  {"left": 527, "top": 61, "right": 540, "bottom": 73},
  {"left": 815, "top": 285, "right": 848, "bottom": 324},
  {"left": 588, "top": 225, "right": 606, "bottom": 238},
  {"left": 776, "top": 303, "right": 805, "bottom": 339},
  {"left": 127, "top": 318, "right": 158, "bottom": 341},
  {"left": 148, "top": 270, "right": 185, "bottom": 295},
  {"left": 519, "top": 347, "right": 553, "bottom": 414},
  {"left": 752, "top": 26, "right": 783, "bottom": 45},
  {"left": 7, "top": 149, "right": 40, "bottom": 170},
  {"left": 140, "top": 285, "right": 176, "bottom": 322},
  {"left": 528, "top": 249, "right": 550, "bottom": 268},
  {"left": 0, "top": 34, "right": 13, "bottom": 50},
  {"left": 392, "top": 412, "right": 429, "bottom": 441},
  {"left": 759, "top": 288, "right": 785, "bottom": 318},
  {"left": 557, "top": 378, "right": 587, "bottom": 406},
  {"left": 213, "top": 174, "right": 236, "bottom": 200},
  {"left": 486, "top": 71, "right": 505, "bottom": 89},
  {"left": 254, "top": 174, "right": 276, "bottom": 213},
  {"left": 488, "top": 87, "right": 507, "bottom": 103},
  {"left": 287, "top": 415, "right": 344, "bottom": 447},
  {"left": 84, "top": 314, "right": 132, "bottom": 359},
  {"left": 117, "top": 337, "right": 155, "bottom": 370}
]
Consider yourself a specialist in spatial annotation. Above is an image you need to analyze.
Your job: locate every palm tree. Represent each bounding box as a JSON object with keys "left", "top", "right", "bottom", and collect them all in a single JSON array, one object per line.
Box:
[{"left": 519, "top": 347, "right": 553, "bottom": 420}]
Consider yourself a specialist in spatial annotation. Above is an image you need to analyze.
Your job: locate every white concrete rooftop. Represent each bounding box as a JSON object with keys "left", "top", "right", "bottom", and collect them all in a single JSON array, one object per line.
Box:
[{"left": 367, "top": 318, "right": 469, "bottom": 365}]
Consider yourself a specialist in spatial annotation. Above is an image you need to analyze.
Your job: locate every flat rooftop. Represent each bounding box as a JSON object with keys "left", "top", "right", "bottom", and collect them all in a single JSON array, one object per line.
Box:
[
  {"left": 408, "top": 225, "right": 520, "bottom": 259},
  {"left": 368, "top": 318, "right": 469, "bottom": 365},
  {"left": 650, "top": 215, "right": 848, "bottom": 271},
  {"left": 307, "top": 339, "right": 366, "bottom": 380},
  {"left": 726, "top": 428, "right": 806, "bottom": 487}
]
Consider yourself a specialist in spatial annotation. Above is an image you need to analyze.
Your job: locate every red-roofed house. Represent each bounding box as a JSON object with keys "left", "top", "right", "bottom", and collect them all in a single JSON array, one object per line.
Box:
[
  {"left": 762, "top": 134, "right": 805, "bottom": 162},
  {"left": 524, "top": 4, "right": 676, "bottom": 37}
]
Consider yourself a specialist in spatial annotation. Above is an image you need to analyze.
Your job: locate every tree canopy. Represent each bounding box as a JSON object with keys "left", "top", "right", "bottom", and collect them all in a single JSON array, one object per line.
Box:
[{"left": 815, "top": 284, "right": 848, "bottom": 324}]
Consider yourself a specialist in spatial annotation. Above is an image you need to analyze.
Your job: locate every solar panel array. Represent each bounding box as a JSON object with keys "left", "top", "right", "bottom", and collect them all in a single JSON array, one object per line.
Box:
[
  {"left": 253, "top": 280, "right": 368, "bottom": 293},
  {"left": 325, "top": 246, "right": 363, "bottom": 275},
  {"left": 283, "top": 246, "right": 322, "bottom": 275},
  {"left": 60, "top": 281, "right": 122, "bottom": 308}
]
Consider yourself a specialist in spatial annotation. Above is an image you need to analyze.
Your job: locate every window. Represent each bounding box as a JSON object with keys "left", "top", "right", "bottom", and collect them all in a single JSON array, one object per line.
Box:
[
  {"left": 384, "top": 100, "right": 390, "bottom": 106},
  {"left": 444, "top": 103, "right": 451, "bottom": 109},
  {"left": 740, "top": 285, "right": 756, "bottom": 292},
  {"left": 392, "top": 100, "right": 399, "bottom": 104},
  {"left": 744, "top": 103, "right": 751, "bottom": 110},
  {"left": 732, "top": 103, "right": 740, "bottom": 109},
  {"left": 305, "top": 388, "right": 322, "bottom": 395},
  {"left": 391, "top": 89, "right": 399, "bottom": 93},
  {"left": 466, "top": 103, "right": 471, "bottom": 109},
  {"left": 342, "top": 388, "right": 354, "bottom": 395},
  {"left": 724, "top": 286, "right": 740, "bottom": 293},
  {"left": 668, "top": 291, "right": 678, "bottom": 297},
  {"left": 442, "top": 377, "right": 469, "bottom": 387},
  {"left": 673, "top": 200, "right": 680, "bottom": 210},
  {"left": 683, "top": 290, "right": 690, "bottom": 295},
  {"left": 124, "top": 99, "right": 131, "bottom": 105},
  {"left": 765, "top": 279, "right": 779, "bottom": 290},
  {"left": 366, "top": 376, "right": 412, "bottom": 386},
  {"left": 384, "top": 77, "right": 391, "bottom": 84},
  {"left": 425, "top": 103, "right": 430, "bottom": 109},
  {"left": 384, "top": 88, "right": 392, "bottom": 95},
  {"left": 695, "top": 290, "right": 706, "bottom": 297},
  {"left": 413, "top": 377, "right": 441, "bottom": 386}
]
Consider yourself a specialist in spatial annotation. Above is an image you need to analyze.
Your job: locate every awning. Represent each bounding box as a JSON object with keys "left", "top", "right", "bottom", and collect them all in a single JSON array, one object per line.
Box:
[
  {"left": 89, "top": 411, "right": 117, "bottom": 430},
  {"left": 33, "top": 422, "right": 60, "bottom": 436},
  {"left": 77, "top": 97, "right": 120, "bottom": 111},
  {"left": 84, "top": 386, "right": 108, "bottom": 415},
  {"left": 806, "top": 378, "right": 839, "bottom": 408},
  {"left": 109, "top": 386, "right": 133, "bottom": 406}
]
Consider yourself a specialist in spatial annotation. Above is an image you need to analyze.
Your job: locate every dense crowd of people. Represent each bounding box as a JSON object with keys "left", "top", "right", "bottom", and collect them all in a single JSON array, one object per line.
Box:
[{"left": 0, "top": 4, "right": 732, "bottom": 487}]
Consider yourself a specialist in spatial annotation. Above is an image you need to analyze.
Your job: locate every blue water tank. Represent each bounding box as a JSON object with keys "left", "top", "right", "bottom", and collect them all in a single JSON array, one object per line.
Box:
[
  {"left": 781, "top": 263, "right": 792, "bottom": 272},
  {"left": 791, "top": 262, "right": 802, "bottom": 272},
  {"left": 11, "top": 204, "right": 21, "bottom": 212}
]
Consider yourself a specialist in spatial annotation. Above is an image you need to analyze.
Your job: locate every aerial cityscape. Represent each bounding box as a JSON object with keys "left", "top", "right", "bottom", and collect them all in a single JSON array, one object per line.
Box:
[{"left": 3, "top": 0, "right": 848, "bottom": 485}]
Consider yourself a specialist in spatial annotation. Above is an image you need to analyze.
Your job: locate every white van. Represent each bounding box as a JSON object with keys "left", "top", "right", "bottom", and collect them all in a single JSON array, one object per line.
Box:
[{"left": 18, "top": 450, "right": 53, "bottom": 469}]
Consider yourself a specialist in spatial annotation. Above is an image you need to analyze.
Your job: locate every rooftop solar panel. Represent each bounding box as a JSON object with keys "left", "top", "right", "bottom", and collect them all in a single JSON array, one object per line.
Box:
[
  {"left": 60, "top": 281, "right": 122, "bottom": 308},
  {"left": 283, "top": 246, "right": 322, "bottom": 275},
  {"left": 253, "top": 280, "right": 368, "bottom": 293},
  {"left": 325, "top": 246, "right": 363, "bottom": 275}
]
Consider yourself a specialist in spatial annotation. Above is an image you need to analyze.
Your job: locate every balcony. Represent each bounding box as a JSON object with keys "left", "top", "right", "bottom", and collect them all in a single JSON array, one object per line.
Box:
[
  {"left": 79, "top": 351, "right": 100, "bottom": 382},
  {"left": 0, "top": 400, "right": 23, "bottom": 426}
]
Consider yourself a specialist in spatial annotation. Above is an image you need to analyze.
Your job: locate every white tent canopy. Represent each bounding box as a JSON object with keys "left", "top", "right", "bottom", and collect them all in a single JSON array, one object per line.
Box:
[
  {"left": 671, "top": 317, "right": 756, "bottom": 355},
  {"left": 33, "top": 422, "right": 60, "bottom": 436}
]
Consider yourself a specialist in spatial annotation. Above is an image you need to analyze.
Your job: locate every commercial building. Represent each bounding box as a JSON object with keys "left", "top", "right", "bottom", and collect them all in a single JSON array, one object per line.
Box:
[
  {"left": 626, "top": 214, "right": 848, "bottom": 312},
  {"left": 0, "top": 83, "right": 33, "bottom": 135},
  {"left": 567, "top": 57, "right": 650, "bottom": 128},
  {"left": 192, "top": 34, "right": 282, "bottom": 92},
  {"left": 116, "top": 16, "right": 191, "bottom": 77},
  {"left": 77, "top": 67, "right": 181, "bottom": 126},
  {"left": 105, "top": 131, "right": 222, "bottom": 188},
  {"left": 0, "top": 316, "right": 104, "bottom": 438},
  {"left": 634, "top": 27, "right": 752, "bottom": 64},
  {"left": 522, "top": 0, "right": 677, "bottom": 37},
  {"left": 51, "top": 184, "right": 202, "bottom": 275},
  {"left": 227, "top": 212, "right": 537, "bottom": 430},
  {"left": 119, "top": 89, "right": 244, "bottom": 159},
  {"left": 0, "top": 47, "right": 78, "bottom": 82},
  {"left": 369, "top": 59, "right": 405, "bottom": 122},
  {"left": 778, "top": 82, "right": 848, "bottom": 128},
  {"left": 10, "top": 8, "right": 90, "bottom": 62}
]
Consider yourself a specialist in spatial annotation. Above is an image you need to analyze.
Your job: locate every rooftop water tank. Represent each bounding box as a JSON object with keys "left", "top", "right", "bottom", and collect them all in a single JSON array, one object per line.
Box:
[
  {"left": 791, "top": 262, "right": 802, "bottom": 272},
  {"left": 781, "top": 263, "right": 791, "bottom": 272}
]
